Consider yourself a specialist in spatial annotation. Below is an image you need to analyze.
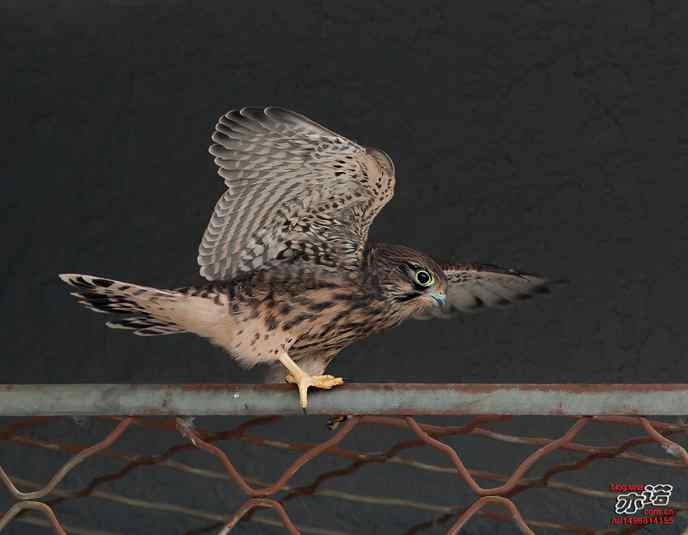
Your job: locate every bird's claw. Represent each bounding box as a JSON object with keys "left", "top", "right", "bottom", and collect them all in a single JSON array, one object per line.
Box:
[
  {"left": 327, "top": 415, "right": 349, "bottom": 430},
  {"left": 285, "top": 374, "right": 344, "bottom": 409}
]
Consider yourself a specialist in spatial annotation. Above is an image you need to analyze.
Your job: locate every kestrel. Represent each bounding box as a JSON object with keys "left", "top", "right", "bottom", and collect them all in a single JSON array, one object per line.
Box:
[{"left": 60, "top": 107, "right": 556, "bottom": 409}]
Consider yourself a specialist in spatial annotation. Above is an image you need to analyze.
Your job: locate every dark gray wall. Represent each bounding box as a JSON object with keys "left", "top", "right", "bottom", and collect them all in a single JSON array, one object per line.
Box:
[{"left": 1, "top": 1, "right": 687, "bottom": 534}]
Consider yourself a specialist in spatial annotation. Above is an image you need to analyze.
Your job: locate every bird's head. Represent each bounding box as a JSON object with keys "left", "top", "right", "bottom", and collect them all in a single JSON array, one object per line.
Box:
[{"left": 364, "top": 244, "right": 448, "bottom": 316}]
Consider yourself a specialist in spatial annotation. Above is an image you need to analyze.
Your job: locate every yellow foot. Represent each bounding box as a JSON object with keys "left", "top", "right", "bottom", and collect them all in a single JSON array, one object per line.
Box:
[{"left": 285, "top": 374, "right": 344, "bottom": 409}]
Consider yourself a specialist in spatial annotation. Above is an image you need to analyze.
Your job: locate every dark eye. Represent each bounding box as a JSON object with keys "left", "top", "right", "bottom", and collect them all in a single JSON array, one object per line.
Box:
[{"left": 414, "top": 269, "right": 434, "bottom": 287}]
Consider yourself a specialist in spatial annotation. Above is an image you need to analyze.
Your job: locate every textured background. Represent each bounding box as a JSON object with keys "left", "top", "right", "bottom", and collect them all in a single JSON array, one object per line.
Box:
[{"left": 1, "top": 1, "right": 687, "bottom": 533}]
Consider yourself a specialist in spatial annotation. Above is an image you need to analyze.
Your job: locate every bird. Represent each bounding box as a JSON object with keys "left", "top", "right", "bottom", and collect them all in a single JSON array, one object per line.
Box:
[{"left": 60, "top": 107, "right": 558, "bottom": 410}]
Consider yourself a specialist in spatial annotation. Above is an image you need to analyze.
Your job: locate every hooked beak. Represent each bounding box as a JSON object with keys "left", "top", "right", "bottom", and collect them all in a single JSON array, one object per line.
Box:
[{"left": 430, "top": 292, "right": 447, "bottom": 307}]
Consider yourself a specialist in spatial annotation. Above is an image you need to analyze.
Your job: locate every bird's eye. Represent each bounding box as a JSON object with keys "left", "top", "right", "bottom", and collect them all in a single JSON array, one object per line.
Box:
[{"left": 414, "top": 269, "right": 434, "bottom": 287}]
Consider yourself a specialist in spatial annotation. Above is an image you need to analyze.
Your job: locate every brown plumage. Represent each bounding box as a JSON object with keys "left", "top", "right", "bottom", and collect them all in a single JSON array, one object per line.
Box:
[{"left": 60, "top": 107, "right": 559, "bottom": 408}]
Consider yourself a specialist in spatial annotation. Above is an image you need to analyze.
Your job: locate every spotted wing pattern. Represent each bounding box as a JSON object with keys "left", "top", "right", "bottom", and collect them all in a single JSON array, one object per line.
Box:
[
  {"left": 198, "top": 107, "right": 396, "bottom": 281},
  {"left": 414, "top": 263, "right": 557, "bottom": 319}
]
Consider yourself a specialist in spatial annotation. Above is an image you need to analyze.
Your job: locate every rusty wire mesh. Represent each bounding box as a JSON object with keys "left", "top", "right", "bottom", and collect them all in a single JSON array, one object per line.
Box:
[{"left": 1, "top": 405, "right": 687, "bottom": 534}]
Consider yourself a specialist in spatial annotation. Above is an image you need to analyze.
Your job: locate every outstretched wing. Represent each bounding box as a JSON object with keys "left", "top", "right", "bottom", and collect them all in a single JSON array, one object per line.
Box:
[
  {"left": 415, "top": 262, "right": 559, "bottom": 319},
  {"left": 198, "top": 107, "right": 396, "bottom": 281}
]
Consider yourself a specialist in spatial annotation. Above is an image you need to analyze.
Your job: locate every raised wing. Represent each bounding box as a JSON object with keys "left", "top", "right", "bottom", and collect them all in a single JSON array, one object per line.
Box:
[
  {"left": 198, "top": 107, "right": 396, "bottom": 281},
  {"left": 415, "top": 262, "right": 560, "bottom": 319}
]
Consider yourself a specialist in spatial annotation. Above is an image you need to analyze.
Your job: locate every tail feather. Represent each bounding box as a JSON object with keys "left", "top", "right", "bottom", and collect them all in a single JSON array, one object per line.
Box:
[{"left": 59, "top": 274, "right": 189, "bottom": 336}]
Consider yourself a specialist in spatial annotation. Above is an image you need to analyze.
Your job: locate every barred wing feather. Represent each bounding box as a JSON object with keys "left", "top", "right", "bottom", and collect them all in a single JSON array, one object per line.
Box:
[
  {"left": 415, "top": 263, "right": 558, "bottom": 319},
  {"left": 198, "top": 107, "right": 396, "bottom": 281}
]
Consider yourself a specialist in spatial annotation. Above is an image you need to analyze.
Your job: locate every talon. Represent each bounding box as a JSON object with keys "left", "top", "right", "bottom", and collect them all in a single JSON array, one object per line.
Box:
[
  {"left": 289, "top": 374, "right": 345, "bottom": 409},
  {"left": 327, "top": 415, "right": 349, "bottom": 430},
  {"left": 298, "top": 379, "right": 309, "bottom": 409},
  {"left": 277, "top": 352, "right": 343, "bottom": 410},
  {"left": 310, "top": 374, "right": 344, "bottom": 389}
]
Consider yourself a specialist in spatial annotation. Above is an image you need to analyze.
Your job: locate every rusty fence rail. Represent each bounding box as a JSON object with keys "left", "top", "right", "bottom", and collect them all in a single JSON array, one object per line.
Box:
[
  {"left": 1, "top": 384, "right": 687, "bottom": 534},
  {"left": 1, "top": 384, "right": 688, "bottom": 416}
]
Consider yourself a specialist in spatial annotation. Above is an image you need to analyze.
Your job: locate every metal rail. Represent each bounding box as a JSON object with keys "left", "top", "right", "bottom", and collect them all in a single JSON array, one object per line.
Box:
[{"left": 1, "top": 383, "right": 687, "bottom": 416}]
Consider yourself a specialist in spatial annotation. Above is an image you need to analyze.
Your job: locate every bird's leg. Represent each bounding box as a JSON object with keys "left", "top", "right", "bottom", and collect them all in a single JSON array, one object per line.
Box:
[{"left": 278, "top": 352, "right": 344, "bottom": 409}]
